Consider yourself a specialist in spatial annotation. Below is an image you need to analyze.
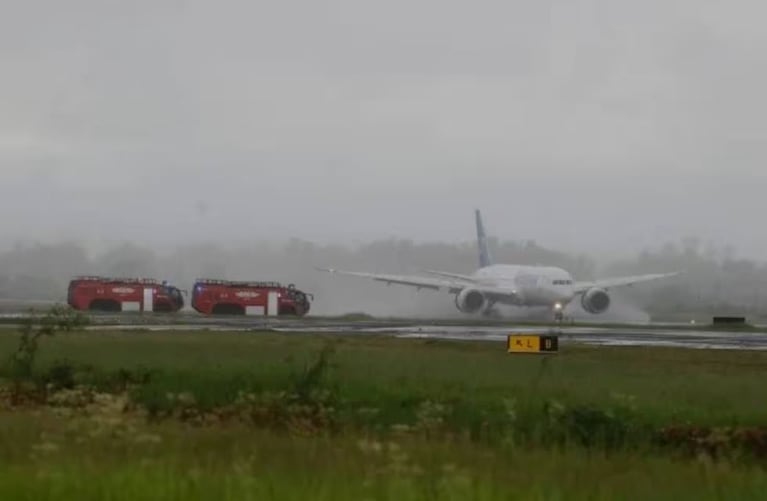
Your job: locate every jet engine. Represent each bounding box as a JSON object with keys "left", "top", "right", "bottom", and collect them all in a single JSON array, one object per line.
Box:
[
  {"left": 455, "top": 288, "right": 487, "bottom": 314},
  {"left": 580, "top": 287, "right": 611, "bottom": 314}
]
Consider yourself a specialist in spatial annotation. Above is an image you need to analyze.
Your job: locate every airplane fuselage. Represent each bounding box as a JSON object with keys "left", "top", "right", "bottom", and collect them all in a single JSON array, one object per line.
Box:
[{"left": 472, "top": 265, "right": 575, "bottom": 307}]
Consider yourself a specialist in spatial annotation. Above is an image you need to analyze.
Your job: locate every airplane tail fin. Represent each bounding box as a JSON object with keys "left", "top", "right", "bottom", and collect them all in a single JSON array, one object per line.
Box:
[{"left": 475, "top": 209, "right": 492, "bottom": 268}]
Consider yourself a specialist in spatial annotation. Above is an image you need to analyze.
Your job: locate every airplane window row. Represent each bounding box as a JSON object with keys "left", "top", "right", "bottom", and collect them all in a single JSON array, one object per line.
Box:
[{"left": 552, "top": 280, "right": 573, "bottom": 285}]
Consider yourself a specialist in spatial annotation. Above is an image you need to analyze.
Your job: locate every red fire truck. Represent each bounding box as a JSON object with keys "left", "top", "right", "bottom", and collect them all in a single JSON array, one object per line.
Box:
[
  {"left": 67, "top": 276, "right": 185, "bottom": 313},
  {"left": 191, "top": 279, "right": 312, "bottom": 316}
]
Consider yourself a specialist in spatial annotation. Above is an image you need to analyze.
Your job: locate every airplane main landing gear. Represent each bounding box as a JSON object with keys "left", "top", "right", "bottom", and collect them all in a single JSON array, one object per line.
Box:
[{"left": 481, "top": 300, "right": 499, "bottom": 319}]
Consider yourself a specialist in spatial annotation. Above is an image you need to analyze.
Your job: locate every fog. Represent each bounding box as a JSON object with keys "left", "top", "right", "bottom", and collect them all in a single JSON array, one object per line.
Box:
[
  {"left": 2, "top": 1, "right": 766, "bottom": 318},
  {"left": 1, "top": 237, "right": 766, "bottom": 321},
  {"left": 2, "top": 1, "right": 767, "bottom": 256}
]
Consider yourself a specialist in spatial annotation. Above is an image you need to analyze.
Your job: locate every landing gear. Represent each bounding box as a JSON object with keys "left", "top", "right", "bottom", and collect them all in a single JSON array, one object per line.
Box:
[
  {"left": 481, "top": 301, "right": 499, "bottom": 319},
  {"left": 552, "top": 302, "right": 565, "bottom": 324}
]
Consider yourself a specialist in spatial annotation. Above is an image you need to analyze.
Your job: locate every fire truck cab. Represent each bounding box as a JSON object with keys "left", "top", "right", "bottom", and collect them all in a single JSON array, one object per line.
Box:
[
  {"left": 191, "top": 279, "right": 312, "bottom": 317},
  {"left": 67, "top": 276, "right": 185, "bottom": 313}
]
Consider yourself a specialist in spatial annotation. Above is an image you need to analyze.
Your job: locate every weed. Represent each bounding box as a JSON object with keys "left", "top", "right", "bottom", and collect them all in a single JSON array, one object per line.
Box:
[
  {"left": 41, "top": 360, "right": 77, "bottom": 390},
  {"left": 546, "top": 402, "right": 638, "bottom": 449},
  {"left": 291, "top": 341, "right": 337, "bottom": 403},
  {"left": 6, "top": 306, "right": 88, "bottom": 403}
]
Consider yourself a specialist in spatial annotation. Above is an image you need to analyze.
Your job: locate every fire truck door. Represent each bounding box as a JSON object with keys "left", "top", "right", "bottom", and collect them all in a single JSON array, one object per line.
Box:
[
  {"left": 143, "top": 288, "right": 154, "bottom": 312},
  {"left": 267, "top": 291, "right": 279, "bottom": 316}
]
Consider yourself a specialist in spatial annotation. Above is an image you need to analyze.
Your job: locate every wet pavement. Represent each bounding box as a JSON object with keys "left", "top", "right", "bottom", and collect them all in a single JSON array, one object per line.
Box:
[
  {"left": 2, "top": 313, "right": 766, "bottom": 350},
  {"left": 269, "top": 324, "right": 767, "bottom": 350}
]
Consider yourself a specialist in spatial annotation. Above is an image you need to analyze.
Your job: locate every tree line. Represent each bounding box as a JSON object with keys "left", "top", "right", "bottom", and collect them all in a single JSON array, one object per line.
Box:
[{"left": 0, "top": 238, "right": 764, "bottom": 320}]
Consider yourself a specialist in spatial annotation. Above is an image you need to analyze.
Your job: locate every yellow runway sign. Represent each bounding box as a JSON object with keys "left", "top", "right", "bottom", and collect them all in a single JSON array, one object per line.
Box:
[{"left": 507, "top": 334, "right": 559, "bottom": 354}]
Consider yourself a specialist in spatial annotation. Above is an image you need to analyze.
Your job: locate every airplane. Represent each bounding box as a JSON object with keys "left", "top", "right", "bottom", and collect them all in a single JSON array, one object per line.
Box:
[{"left": 318, "top": 210, "right": 678, "bottom": 320}]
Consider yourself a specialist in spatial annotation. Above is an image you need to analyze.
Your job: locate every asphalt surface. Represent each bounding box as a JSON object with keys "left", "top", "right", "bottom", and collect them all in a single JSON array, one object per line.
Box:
[
  {"left": 354, "top": 325, "right": 767, "bottom": 350},
  {"left": 31, "top": 316, "right": 763, "bottom": 351},
  {"left": 3, "top": 311, "right": 766, "bottom": 350},
  {"left": 262, "top": 323, "right": 767, "bottom": 351}
]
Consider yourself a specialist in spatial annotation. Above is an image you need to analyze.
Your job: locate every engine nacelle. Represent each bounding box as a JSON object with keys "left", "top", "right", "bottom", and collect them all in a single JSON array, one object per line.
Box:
[
  {"left": 580, "top": 287, "right": 611, "bottom": 314},
  {"left": 455, "top": 288, "right": 487, "bottom": 314}
]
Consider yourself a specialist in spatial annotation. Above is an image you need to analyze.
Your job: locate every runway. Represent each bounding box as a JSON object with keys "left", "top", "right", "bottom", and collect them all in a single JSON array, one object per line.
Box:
[
  {"left": 3, "top": 311, "right": 766, "bottom": 350},
  {"left": 268, "top": 323, "right": 767, "bottom": 351},
  {"left": 87, "top": 316, "right": 767, "bottom": 350}
]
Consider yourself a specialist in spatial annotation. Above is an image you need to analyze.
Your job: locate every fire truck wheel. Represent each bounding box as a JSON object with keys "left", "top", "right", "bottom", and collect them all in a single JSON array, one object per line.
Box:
[
  {"left": 211, "top": 303, "right": 246, "bottom": 315},
  {"left": 153, "top": 302, "right": 175, "bottom": 313},
  {"left": 293, "top": 293, "right": 310, "bottom": 316},
  {"left": 89, "top": 299, "right": 121, "bottom": 312}
]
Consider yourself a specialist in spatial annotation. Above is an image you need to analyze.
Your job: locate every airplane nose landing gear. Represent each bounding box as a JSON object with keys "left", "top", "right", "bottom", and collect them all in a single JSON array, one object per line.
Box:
[{"left": 553, "top": 302, "right": 564, "bottom": 323}]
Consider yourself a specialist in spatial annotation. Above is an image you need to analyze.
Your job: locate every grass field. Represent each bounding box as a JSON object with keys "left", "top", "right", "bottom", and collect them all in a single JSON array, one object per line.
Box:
[{"left": 2, "top": 328, "right": 767, "bottom": 499}]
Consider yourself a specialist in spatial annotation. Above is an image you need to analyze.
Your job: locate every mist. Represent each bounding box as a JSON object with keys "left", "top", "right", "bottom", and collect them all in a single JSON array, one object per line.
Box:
[
  {"left": 2, "top": 236, "right": 767, "bottom": 322},
  {"left": 2, "top": 1, "right": 766, "bottom": 320},
  {"left": 1, "top": 0, "right": 767, "bottom": 261}
]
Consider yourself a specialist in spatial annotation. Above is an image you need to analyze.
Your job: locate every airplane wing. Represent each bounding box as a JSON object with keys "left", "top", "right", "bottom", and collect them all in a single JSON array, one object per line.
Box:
[
  {"left": 318, "top": 268, "right": 529, "bottom": 305},
  {"left": 420, "top": 270, "right": 478, "bottom": 282},
  {"left": 573, "top": 272, "right": 679, "bottom": 294},
  {"left": 317, "top": 268, "right": 474, "bottom": 294}
]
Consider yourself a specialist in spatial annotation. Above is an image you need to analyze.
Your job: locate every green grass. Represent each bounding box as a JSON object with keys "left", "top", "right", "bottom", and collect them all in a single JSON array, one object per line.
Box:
[
  {"left": 1, "top": 330, "right": 766, "bottom": 425},
  {"left": 2, "top": 329, "right": 767, "bottom": 498},
  {"left": 1, "top": 413, "right": 767, "bottom": 500}
]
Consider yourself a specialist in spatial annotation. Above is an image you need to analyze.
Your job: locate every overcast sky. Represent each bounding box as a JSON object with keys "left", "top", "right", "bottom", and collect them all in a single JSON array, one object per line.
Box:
[{"left": 2, "top": 0, "right": 766, "bottom": 258}]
